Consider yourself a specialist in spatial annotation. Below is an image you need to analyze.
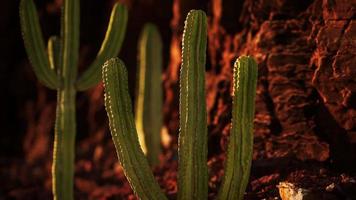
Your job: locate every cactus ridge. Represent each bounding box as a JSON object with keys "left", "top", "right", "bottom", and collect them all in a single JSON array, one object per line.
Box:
[{"left": 103, "top": 58, "right": 167, "bottom": 200}]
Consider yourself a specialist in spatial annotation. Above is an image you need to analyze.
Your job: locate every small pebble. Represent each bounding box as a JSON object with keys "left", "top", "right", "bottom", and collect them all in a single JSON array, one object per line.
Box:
[{"left": 325, "top": 183, "right": 335, "bottom": 192}]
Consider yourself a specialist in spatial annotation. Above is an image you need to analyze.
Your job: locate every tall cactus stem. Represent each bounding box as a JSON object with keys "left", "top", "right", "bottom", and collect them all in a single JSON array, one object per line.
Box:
[
  {"left": 178, "top": 10, "right": 208, "bottom": 200},
  {"left": 217, "top": 56, "right": 258, "bottom": 200},
  {"left": 103, "top": 58, "right": 167, "bottom": 200},
  {"left": 62, "top": 0, "right": 80, "bottom": 86},
  {"left": 53, "top": 87, "right": 76, "bottom": 200},
  {"left": 135, "top": 23, "right": 163, "bottom": 167}
]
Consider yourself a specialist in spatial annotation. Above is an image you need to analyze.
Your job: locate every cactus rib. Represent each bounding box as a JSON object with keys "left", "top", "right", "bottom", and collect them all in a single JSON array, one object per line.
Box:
[
  {"left": 135, "top": 24, "right": 163, "bottom": 167},
  {"left": 50, "top": 34, "right": 65, "bottom": 200},
  {"left": 217, "top": 56, "right": 258, "bottom": 200},
  {"left": 76, "top": 3, "right": 128, "bottom": 91},
  {"left": 103, "top": 58, "right": 167, "bottom": 200},
  {"left": 19, "top": 0, "right": 59, "bottom": 89},
  {"left": 178, "top": 10, "right": 208, "bottom": 200}
]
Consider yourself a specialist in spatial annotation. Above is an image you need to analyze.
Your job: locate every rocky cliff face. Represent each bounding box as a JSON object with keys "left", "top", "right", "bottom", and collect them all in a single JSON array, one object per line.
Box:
[{"left": 163, "top": 0, "right": 356, "bottom": 169}]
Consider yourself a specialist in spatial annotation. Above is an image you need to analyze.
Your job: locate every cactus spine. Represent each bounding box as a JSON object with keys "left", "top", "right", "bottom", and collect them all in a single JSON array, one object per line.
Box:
[
  {"left": 102, "top": 58, "right": 167, "bottom": 200},
  {"left": 217, "top": 56, "right": 258, "bottom": 200},
  {"left": 19, "top": 0, "right": 128, "bottom": 199},
  {"left": 135, "top": 24, "right": 163, "bottom": 167},
  {"left": 178, "top": 10, "right": 208, "bottom": 200}
]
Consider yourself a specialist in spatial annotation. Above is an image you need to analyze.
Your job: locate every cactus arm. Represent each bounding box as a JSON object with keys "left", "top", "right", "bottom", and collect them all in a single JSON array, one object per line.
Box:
[
  {"left": 135, "top": 24, "right": 163, "bottom": 167},
  {"left": 76, "top": 3, "right": 128, "bottom": 91},
  {"left": 217, "top": 56, "right": 258, "bottom": 200},
  {"left": 19, "top": 0, "right": 59, "bottom": 89},
  {"left": 47, "top": 36, "right": 62, "bottom": 71},
  {"left": 61, "top": 0, "right": 80, "bottom": 86},
  {"left": 178, "top": 10, "right": 208, "bottom": 200},
  {"left": 102, "top": 58, "right": 167, "bottom": 200}
]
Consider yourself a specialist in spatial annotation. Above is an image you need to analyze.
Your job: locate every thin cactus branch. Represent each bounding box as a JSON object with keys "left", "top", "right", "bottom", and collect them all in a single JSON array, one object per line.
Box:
[
  {"left": 76, "top": 3, "right": 128, "bottom": 91},
  {"left": 47, "top": 36, "right": 62, "bottom": 71},
  {"left": 178, "top": 10, "right": 208, "bottom": 200},
  {"left": 217, "top": 56, "right": 258, "bottom": 200},
  {"left": 102, "top": 58, "right": 167, "bottom": 200},
  {"left": 135, "top": 23, "right": 163, "bottom": 167},
  {"left": 19, "top": 0, "right": 59, "bottom": 89}
]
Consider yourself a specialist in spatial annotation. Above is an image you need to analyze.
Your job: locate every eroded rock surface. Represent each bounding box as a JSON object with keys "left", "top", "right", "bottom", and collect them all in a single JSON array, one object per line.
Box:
[{"left": 164, "top": 0, "right": 356, "bottom": 169}]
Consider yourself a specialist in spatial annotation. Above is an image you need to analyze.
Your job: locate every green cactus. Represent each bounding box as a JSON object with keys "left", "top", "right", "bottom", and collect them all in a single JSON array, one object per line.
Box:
[
  {"left": 178, "top": 10, "right": 208, "bottom": 200},
  {"left": 102, "top": 58, "right": 167, "bottom": 200},
  {"left": 135, "top": 24, "right": 163, "bottom": 167},
  {"left": 102, "top": 10, "right": 257, "bottom": 200},
  {"left": 19, "top": 0, "right": 128, "bottom": 199},
  {"left": 217, "top": 56, "right": 258, "bottom": 200}
]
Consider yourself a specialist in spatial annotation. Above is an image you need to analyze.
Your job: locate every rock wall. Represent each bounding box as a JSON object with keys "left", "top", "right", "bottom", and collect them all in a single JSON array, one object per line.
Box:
[
  {"left": 163, "top": 0, "right": 356, "bottom": 170},
  {"left": 0, "top": 0, "right": 355, "bottom": 198}
]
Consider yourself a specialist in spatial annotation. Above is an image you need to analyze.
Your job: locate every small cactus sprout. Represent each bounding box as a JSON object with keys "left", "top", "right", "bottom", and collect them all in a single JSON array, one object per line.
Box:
[
  {"left": 102, "top": 58, "right": 167, "bottom": 200},
  {"left": 135, "top": 23, "right": 163, "bottom": 167},
  {"left": 217, "top": 56, "right": 258, "bottom": 200},
  {"left": 47, "top": 36, "right": 62, "bottom": 71},
  {"left": 178, "top": 10, "right": 208, "bottom": 200},
  {"left": 19, "top": 0, "right": 128, "bottom": 199}
]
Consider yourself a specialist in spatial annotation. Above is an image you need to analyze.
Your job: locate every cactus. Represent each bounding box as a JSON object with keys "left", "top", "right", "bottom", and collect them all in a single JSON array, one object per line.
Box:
[
  {"left": 102, "top": 58, "right": 167, "bottom": 200},
  {"left": 135, "top": 24, "right": 163, "bottom": 167},
  {"left": 217, "top": 56, "right": 258, "bottom": 200},
  {"left": 178, "top": 10, "right": 208, "bottom": 200},
  {"left": 102, "top": 10, "right": 257, "bottom": 200},
  {"left": 19, "top": 0, "right": 128, "bottom": 199}
]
